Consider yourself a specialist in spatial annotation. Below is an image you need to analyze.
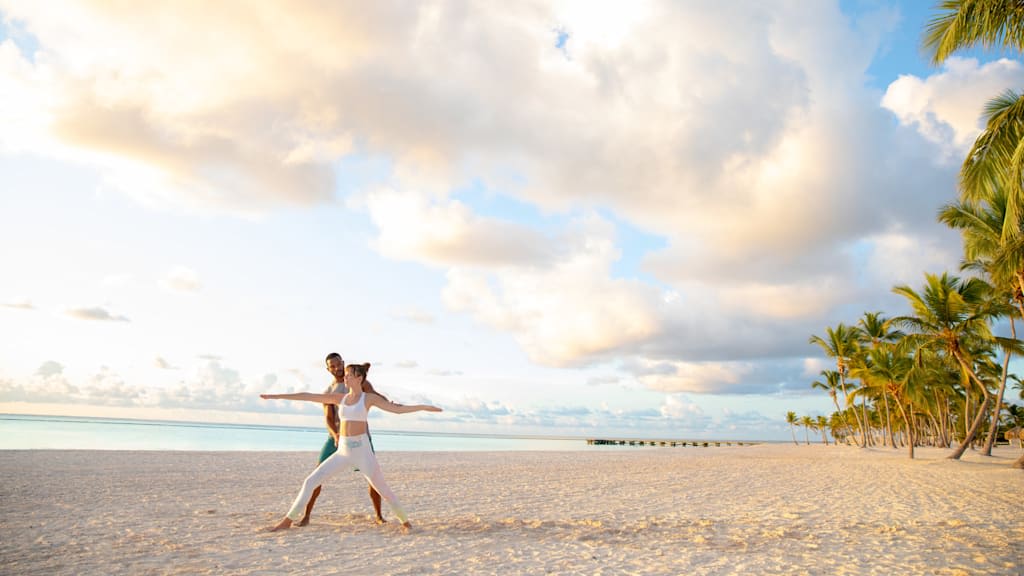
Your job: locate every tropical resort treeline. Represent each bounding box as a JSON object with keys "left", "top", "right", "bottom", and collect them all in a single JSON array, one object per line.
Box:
[{"left": 803, "top": 2, "right": 1024, "bottom": 469}]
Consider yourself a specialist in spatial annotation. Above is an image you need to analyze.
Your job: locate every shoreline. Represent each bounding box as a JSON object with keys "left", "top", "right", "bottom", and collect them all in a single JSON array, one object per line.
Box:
[
  {"left": 0, "top": 412, "right": 778, "bottom": 451},
  {"left": 1, "top": 444, "right": 1021, "bottom": 575}
]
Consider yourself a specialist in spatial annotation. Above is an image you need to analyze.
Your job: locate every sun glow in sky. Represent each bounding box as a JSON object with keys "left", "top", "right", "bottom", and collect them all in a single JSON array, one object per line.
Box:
[{"left": 1, "top": 1, "right": 1021, "bottom": 441}]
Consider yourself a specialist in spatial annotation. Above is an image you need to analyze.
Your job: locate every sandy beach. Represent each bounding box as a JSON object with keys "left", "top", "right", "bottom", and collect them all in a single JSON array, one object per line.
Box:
[{"left": 1, "top": 444, "right": 1021, "bottom": 575}]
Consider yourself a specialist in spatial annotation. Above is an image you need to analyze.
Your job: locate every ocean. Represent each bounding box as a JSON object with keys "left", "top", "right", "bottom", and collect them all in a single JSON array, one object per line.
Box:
[{"left": 0, "top": 414, "right": 603, "bottom": 452}]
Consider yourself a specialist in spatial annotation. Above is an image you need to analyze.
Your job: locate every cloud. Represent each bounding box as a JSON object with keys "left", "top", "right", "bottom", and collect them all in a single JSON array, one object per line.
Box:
[
  {"left": 637, "top": 360, "right": 754, "bottom": 394},
  {"left": 65, "top": 306, "right": 130, "bottom": 322},
  {"left": 101, "top": 273, "right": 134, "bottom": 288},
  {"left": 35, "top": 360, "right": 64, "bottom": 378},
  {"left": 1, "top": 299, "right": 35, "bottom": 310},
  {"left": 364, "top": 189, "right": 555, "bottom": 267},
  {"left": 0, "top": 1, "right": 977, "bottom": 399},
  {"left": 162, "top": 266, "right": 202, "bottom": 292},
  {"left": 441, "top": 213, "right": 662, "bottom": 367},
  {"left": 0, "top": 371, "right": 79, "bottom": 403},
  {"left": 659, "top": 394, "right": 711, "bottom": 425},
  {"left": 390, "top": 308, "right": 435, "bottom": 325},
  {"left": 801, "top": 357, "right": 829, "bottom": 378},
  {"left": 427, "top": 369, "right": 464, "bottom": 377},
  {"left": 0, "top": 360, "right": 794, "bottom": 439},
  {"left": 394, "top": 360, "right": 419, "bottom": 369},
  {"left": 154, "top": 356, "right": 178, "bottom": 370},
  {"left": 882, "top": 57, "right": 1024, "bottom": 159},
  {"left": 586, "top": 375, "right": 621, "bottom": 386}
]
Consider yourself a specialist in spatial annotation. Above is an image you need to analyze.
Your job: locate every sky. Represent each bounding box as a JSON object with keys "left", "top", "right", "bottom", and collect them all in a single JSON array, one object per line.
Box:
[{"left": 1, "top": 0, "right": 1022, "bottom": 442}]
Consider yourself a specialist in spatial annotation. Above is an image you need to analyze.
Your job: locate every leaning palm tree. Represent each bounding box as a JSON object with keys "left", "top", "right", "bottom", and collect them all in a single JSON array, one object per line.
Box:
[
  {"left": 785, "top": 411, "right": 799, "bottom": 445},
  {"left": 940, "top": 194, "right": 1024, "bottom": 454},
  {"left": 892, "top": 272, "right": 999, "bottom": 459},
  {"left": 810, "top": 324, "right": 867, "bottom": 446}
]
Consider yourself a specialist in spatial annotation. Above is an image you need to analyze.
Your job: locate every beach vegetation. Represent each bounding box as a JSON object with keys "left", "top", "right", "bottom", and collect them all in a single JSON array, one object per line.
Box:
[
  {"left": 803, "top": 0, "right": 1024, "bottom": 467},
  {"left": 786, "top": 411, "right": 799, "bottom": 445}
]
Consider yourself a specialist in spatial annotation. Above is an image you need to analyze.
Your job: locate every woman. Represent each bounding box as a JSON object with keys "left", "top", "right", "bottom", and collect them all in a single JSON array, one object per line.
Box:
[
  {"left": 261, "top": 363, "right": 442, "bottom": 532},
  {"left": 300, "top": 352, "right": 385, "bottom": 526}
]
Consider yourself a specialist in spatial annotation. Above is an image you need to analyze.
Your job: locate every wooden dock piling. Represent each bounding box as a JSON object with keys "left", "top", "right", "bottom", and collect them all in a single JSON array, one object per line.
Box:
[{"left": 586, "top": 438, "right": 756, "bottom": 447}]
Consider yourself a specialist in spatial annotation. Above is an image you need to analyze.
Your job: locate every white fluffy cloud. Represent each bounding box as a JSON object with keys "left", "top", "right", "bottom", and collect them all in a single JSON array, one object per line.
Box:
[
  {"left": 0, "top": 1, "right": 981, "bottom": 395},
  {"left": 65, "top": 306, "right": 130, "bottom": 322},
  {"left": 882, "top": 57, "right": 1024, "bottom": 158},
  {"left": 162, "top": 266, "right": 202, "bottom": 293},
  {"left": 638, "top": 360, "right": 754, "bottom": 394},
  {"left": 441, "top": 213, "right": 662, "bottom": 366},
  {"left": 364, "top": 189, "right": 555, "bottom": 267}
]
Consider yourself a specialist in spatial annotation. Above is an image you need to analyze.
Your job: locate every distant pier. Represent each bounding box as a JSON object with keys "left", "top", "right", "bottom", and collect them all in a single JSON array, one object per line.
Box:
[{"left": 586, "top": 438, "right": 757, "bottom": 447}]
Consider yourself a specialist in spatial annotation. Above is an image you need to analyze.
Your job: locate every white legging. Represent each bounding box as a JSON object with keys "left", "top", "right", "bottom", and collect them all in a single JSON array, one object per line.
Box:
[{"left": 285, "top": 433, "right": 408, "bottom": 523}]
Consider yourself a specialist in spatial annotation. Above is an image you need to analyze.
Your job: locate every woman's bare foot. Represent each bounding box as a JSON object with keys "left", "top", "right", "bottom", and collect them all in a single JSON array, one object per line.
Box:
[
  {"left": 297, "top": 517, "right": 311, "bottom": 527},
  {"left": 400, "top": 521, "right": 412, "bottom": 533},
  {"left": 269, "top": 518, "right": 293, "bottom": 532}
]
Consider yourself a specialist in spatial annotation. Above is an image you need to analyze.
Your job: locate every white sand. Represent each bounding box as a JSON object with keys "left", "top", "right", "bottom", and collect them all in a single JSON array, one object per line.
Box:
[{"left": 1, "top": 444, "right": 1021, "bottom": 575}]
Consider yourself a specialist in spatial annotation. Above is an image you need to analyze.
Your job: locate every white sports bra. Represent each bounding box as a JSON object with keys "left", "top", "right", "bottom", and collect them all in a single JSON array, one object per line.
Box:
[{"left": 340, "top": 392, "right": 368, "bottom": 422}]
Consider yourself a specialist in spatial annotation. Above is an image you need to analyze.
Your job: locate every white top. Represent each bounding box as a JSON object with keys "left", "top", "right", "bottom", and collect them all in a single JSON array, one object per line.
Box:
[{"left": 339, "top": 391, "right": 369, "bottom": 422}]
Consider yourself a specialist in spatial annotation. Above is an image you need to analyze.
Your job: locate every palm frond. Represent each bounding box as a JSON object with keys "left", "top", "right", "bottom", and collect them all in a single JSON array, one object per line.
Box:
[{"left": 923, "top": 0, "right": 1024, "bottom": 65}]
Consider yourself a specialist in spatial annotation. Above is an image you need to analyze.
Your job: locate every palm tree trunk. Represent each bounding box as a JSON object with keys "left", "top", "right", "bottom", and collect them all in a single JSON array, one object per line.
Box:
[
  {"left": 940, "top": 392, "right": 952, "bottom": 447},
  {"left": 948, "top": 355, "right": 994, "bottom": 460},
  {"left": 860, "top": 394, "right": 871, "bottom": 446},
  {"left": 963, "top": 386, "right": 971, "bottom": 442},
  {"left": 883, "top": 389, "right": 896, "bottom": 448},
  {"left": 839, "top": 373, "right": 867, "bottom": 447},
  {"left": 983, "top": 315, "right": 1015, "bottom": 455},
  {"left": 925, "top": 399, "right": 943, "bottom": 447},
  {"left": 893, "top": 396, "right": 915, "bottom": 459},
  {"left": 828, "top": 392, "right": 852, "bottom": 444}
]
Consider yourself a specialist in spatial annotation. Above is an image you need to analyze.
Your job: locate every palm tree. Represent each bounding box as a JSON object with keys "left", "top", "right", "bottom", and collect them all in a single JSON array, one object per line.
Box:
[
  {"left": 924, "top": 2, "right": 1024, "bottom": 240},
  {"left": 785, "top": 411, "right": 798, "bottom": 445},
  {"left": 940, "top": 194, "right": 1024, "bottom": 454},
  {"left": 800, "top": 415, "right": 814, "bottom": 445},
  {"left": 810, "top": 324, "right": 867, "bottom": 446},
  {"left": 811, "top": 370, "right": 852, "bottom": 439},
  {"left": 858, "top": 312, "right": 905, "bottom": 446},
  {"left": 829, "top": 412, "right": 848, "bottom": 445},
  {"left": 892, "top": 272, "right": 998, "bottom": 460},
  {"left": 923, "top": 0, "right": 1024, "bottom": 66},
  {"left": 816, "top": 415, "right": 830, "bottom": 445},
  {"left": 851, "top": 343, "right": 914, "bottom": 452},
  {"left": 924, "top": 3, "right": 1024, "bottom": 469}
]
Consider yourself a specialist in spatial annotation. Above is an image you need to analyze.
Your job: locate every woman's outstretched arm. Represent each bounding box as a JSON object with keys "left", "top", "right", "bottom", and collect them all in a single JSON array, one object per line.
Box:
[
  {"left": 260, "top": 392, "right": 344, "bottom": 404},
  {"left": 365, "top": 393, "right": 442, "bottom": 414}
]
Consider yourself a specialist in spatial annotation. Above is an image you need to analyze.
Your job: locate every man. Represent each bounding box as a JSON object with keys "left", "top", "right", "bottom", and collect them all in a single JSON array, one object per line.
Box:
[{"left": 298, "top": 352, "right": 386, "bottom": 525}]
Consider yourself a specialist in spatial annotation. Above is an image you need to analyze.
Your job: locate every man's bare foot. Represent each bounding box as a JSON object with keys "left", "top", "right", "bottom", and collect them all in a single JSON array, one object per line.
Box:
[
  {"left": 269, "top": 518, "right": 293, "bottom": 532},
  {"left": 297, "top": 517, "right": 310, "bottom": 527},
  {"left": 375, "top": 516, "right": 387, "bottom": 525},
  {"left": 400, "top": 521, "right": 412, "bottom": 533}
]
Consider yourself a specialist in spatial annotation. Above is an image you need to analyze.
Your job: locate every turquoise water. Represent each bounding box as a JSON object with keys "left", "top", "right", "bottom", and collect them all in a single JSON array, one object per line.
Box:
[{"left": 0, "top": 414, "right": 594, "bottom": 452}]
